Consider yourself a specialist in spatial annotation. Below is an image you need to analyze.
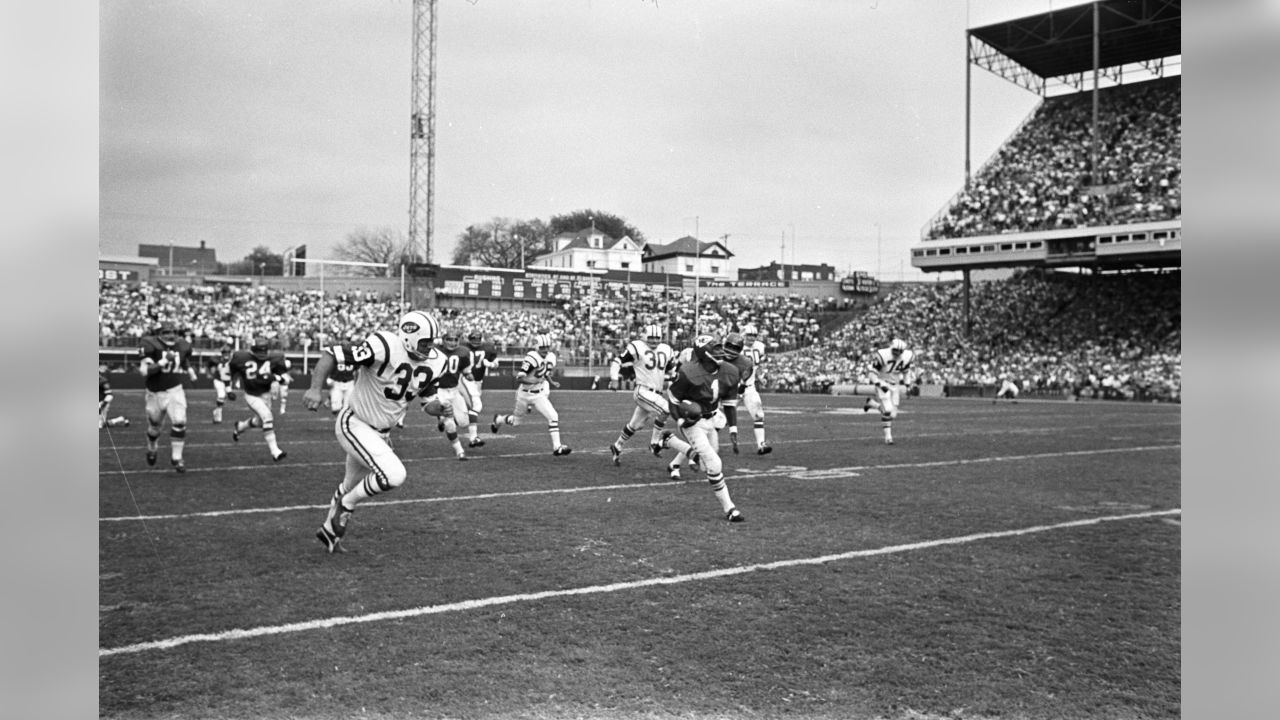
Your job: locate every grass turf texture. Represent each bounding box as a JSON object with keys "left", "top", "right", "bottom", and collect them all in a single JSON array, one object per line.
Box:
[{"left": 99, "top": 390, "right": 1180, "bottom": 720}]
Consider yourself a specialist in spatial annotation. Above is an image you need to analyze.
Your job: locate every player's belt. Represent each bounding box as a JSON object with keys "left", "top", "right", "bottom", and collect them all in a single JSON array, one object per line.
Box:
[
  {"left": 521, "top": 385, "right": 543, "bottom": 393},
  {"left": 637, "top": 384, "right": 662, "bottom": 393}
]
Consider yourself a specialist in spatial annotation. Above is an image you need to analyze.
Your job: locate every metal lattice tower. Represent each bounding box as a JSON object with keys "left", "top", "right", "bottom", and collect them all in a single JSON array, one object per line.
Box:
[{"left": 409, "top": 0, "right": 438, "bottom": 263}]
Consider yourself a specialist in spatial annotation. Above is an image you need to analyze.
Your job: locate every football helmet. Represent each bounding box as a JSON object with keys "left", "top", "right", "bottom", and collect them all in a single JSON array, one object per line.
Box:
[
  {"left": 643, "top": 325, "right": 663, "bottom": 343},
  {"left": 157, "top": 322, "right": 180, "bottom": 346},
  {"left": 890, "top": 338, "right": 907, "bottom": 355},
  {"left": 741, "top": 324, "right": 758, "bottom": 339},
  {"left": 534, "top": 334, "right": 552, "bottom": 352},
  {"left": 442, "top": 329, "right": 460, "bottom": 351},
  {"left": 721, "top": 333, "right": 746, "bottom": 361},
  {"left": 398, "top": 310, "right": 441, "bottom": 360},
  {"left": 250, "top": 336, "right": 270, "bottom": 357},
  {"left": 467, "top": 331, "right": 483, "bottom": 346}
]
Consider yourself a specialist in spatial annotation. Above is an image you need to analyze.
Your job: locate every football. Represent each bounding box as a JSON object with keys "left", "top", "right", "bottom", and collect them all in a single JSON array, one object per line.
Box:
[{"left": 677, "top": 399, "right": 703, "bottom": 420}]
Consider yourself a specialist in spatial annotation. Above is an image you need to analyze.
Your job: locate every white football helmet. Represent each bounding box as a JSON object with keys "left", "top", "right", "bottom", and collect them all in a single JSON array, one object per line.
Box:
[
  {"left": 397, "top": 310, "right": 441, "bottom": 360},
  {"left": 643, "top": 325, "right": 663, "bottom": 343},
  {"left": 890, "top": 338, "right": 907, "bottom": 355},
  {"left": 741, "top": 324, "right": 758, "bottom": 339},
  {"left": 535, "top": 334, "right": 552, "bottom": 352}
]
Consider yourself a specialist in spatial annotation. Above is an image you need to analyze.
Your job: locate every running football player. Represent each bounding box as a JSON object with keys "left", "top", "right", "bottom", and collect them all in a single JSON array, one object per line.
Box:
[
  {"left": 137, "top": 322, "right": 197, "bottom": 472},
  {"left": 229, "top": 336, "right": 290, "bottom": 462},
  {"left": 491, "top": 333, "right": 571, "bottom": 456},
  {"left": 608, "top": 324, "right": 674, "bottom": 465}
]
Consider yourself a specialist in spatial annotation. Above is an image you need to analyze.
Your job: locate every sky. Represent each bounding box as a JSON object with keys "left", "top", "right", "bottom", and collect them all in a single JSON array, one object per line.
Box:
[{"left": 99, "top": 0, "right": 1097, "bottom": 281}]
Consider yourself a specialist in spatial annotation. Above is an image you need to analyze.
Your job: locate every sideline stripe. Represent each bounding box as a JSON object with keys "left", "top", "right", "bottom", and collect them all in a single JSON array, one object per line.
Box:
[
  {"left": 99, "top": 508, "right": 1180, "bottom": 658},
  {"left": 99, "top": 444, "right": 1179, "bottom": 523}
]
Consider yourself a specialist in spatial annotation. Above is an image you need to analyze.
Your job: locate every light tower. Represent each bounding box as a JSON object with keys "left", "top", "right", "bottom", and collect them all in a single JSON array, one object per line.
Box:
[{"left": 409, "top": 0, "right": 438, "bottom": 263}]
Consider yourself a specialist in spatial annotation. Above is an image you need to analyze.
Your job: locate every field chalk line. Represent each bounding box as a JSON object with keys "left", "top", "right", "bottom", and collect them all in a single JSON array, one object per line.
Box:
[
  {"left": 100, "top": 507, "right": 1179, "bottom": 658},
  {"left": 101, "top": 443, "right": 1180, "bottom": 523}
]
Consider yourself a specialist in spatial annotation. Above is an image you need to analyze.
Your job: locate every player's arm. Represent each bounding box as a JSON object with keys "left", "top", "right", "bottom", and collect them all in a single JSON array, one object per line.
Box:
[{"left": 303, "top": 351, "right": 337, "bottom": 411}]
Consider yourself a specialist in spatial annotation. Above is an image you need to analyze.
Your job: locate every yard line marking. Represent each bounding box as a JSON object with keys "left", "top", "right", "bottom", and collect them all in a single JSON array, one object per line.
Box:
[
  {"left": 98, "top": 508, "right": 1181, "bottom": 658},
  {"left": 100, "top": 443, "right": 1179, "bottom": 523}
]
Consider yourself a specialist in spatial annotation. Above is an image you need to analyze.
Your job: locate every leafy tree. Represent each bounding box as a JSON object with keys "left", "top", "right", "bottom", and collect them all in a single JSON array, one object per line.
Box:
[
  {"left": 333, "top": 227, "right": 418, "bottom": 277},
  {"left": 548, "top": 209, "right": 646, "bottom": 246},
  {"left": 227, "top": 245, "right": 285, "bottom": 276},
  {"left": 451, "top": 217, "right": 550, "bottom": 268}
]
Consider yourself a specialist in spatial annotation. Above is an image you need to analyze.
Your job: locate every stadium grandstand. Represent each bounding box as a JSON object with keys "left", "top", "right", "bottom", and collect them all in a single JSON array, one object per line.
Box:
[{"left": 910, "top": 0, "right": 1180, "bottom": 332}]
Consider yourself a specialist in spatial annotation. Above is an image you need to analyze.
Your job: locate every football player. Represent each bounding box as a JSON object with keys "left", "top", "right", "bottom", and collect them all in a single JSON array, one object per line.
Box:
[
  {"left": 731, "top": 324, "right": 772, "bottom": 454},
  {"left": 206, "top": 346, "right": 234, "bottom": 424},
  {"left": 424, "top": 329, "right": 473, "bottom": 460},
  {"left": 491, "top": 333, "right": 571, "bottom": 456},
  {"left": 270, "top": 356, "right": 294, "bottom": 414},
  {"left": 325, "top": 339, "right": 358, "bottom": 414},
  {"left": 607, "top": 325, "right": 674, "bottom": 465},
  {"left": 98, "top": 373, "right": 130, "bottom": 429},
  {"left": 304, "top": 310, "right": 447, "bottom": 553},
  {"left": 460, "top": 330, "right": 499, "bottom": 448},
  {"left": 994, "top": 371, "right": 1020, "bottom": 404},
  {"left": 861, "top": 338, "right": 915, "bottom": 445},
  {"left": 137, "top": 322, "right": 197, "bottom": 472},
  {"left": 228, "top": 337, "right": 290, "bottom": 462},
  {"left": 658, "top": 335, "right": 745, "bottom": 522}
]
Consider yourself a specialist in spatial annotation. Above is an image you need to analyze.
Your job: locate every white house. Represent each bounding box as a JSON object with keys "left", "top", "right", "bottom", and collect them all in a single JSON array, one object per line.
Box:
[
  {"left": 640, "top": 236, "right": 734, "bottom": 280},
  {"left": 529, "top": 228, "right": 643, "bottom": 272}
]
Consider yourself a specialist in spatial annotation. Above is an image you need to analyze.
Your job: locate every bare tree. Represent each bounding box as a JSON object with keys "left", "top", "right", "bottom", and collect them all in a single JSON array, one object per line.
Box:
[{"left": 333, "top": 227, "right": 416, "bottom": 277}]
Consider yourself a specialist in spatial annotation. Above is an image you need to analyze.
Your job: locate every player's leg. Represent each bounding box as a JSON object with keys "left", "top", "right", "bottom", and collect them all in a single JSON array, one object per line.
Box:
[
  {"left": 245, "top": 394, "right": 286, "bottom": 460},
  {"left": 610, "top": 404, "right": 649, "bottom": 460},
  {"left": 166, "top": 388, "right": 189, "bottom": 472},
  {"left": 493, "top": 392, "right": 524, "bottom": 431},
  {"left": 212, "top": 380, "right": 227, "bottom": 423},
  {"left": 877, "top": 384, "right": 899, "bottom": 445},
  {"left": 745, "top": 387, "right": 770, "bottom": 454},
  {"left": 721, "top": 397, "right": 741, "bottom": 453},
  {"left": 318, "top": 410, "right": 407, "bottom": 552},
  {"left": 688, "top": 422, "right": 742, "bottom": 521},
  {"left": 460, "top": 379, "right": 484, "bottom": 446},
  {"left": 144, "top": 390, "right": 165, "bottom": 465},
  {"left": 535, "top": 395, "right": 569, "bottom": 455},
  {"left": 660, "top": 426, "right": 693, "bottom": 478}
]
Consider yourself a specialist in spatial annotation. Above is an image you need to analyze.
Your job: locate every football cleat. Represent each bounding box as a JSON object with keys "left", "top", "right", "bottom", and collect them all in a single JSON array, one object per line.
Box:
[
  {"left": 146, "top": 450, "right": 157, "bottom": 466},
  {"left": 609, "top": 444, "right": 622, "bottom": 466},
  {"left": 756, "top": 444, "right": 773, "bottom": 456},
  {"left": 232, "top": 426, "right": 241, "bottom": 442},
  {"left": 862, "top": 398, "right": 874, "bottom": 413},
  {"left": 667, "top": 462, "right": 681, "bottom": 480},
  {"left": 490, "top": 414, "right": 501, "bottom": 433},
  {"left": 273, "top": 451, "right": 288, "bottom": 462},
  {"left": 725, "top": 507, "right": 745, "bottom": 523},
  {"left": 171, "top": 458, "right": 186, "bottom": 473},
  {"left": 729, "top": 431, "right": 740, "bottom": 454},
  {"left": 468, "top": 438, "right": 485, "bottom": 448},
  {"left": 552, "top": 445, "right": 572, "bottom": 457},
  {"left": 885, "top": 437, "right": 895, "bottom": 445},
  {"left": 315, "top": 524, "right": 345, "bottom": 554},
  {"left": 648, "top": 442, "right": 663, "bottom": 458},
  {"left": 456, "top": 453, "right": 469, "bottom": 461}
]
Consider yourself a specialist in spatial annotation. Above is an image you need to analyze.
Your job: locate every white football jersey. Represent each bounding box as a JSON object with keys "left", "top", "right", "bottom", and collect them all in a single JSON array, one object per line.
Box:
[
  {"left": 870, "top": 346, "right": 915, "bottom": 384},
  {"left": 517, "top": 349, "right": 557, "bottom": 390},
  {"left": 332, "top": 330, "right": 446, "bottom": 430},
  {"left": 742, "top": 339, "right": 766, "bottom": 388},
  {"left": 616, "top": 339, "right": 674, "bottom": 390}
]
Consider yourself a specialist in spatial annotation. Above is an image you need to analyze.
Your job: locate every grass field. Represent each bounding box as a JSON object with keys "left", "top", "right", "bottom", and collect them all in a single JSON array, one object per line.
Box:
[{"left": 99, "top": 389, "right": 1180, "bottom": 720}]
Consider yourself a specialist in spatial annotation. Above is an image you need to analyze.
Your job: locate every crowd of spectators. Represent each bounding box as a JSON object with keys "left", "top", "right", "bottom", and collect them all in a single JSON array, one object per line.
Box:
[
  {"left": 766, "top": 269, "right": 1180, "bottom": 402},
  {"left": 98, "top": 281, "right": 847, "bottom": 365},
  {"left": 926, "top": 77, "right": 1180, "bottom": 239},
  {"left": 99, "top": 269, "right": 1180, "bottom": 402}
]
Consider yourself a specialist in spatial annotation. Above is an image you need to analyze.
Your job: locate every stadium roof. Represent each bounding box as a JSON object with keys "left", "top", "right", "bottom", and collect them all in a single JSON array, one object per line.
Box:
[{"left": 969, "top": 0, "right": 1180, "bottom": 82}]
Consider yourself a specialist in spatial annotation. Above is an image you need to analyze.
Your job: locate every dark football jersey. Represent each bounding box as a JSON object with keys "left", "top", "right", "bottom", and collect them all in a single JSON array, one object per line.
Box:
[
  {"left": 465, "top": 341, "right": 498, "bottom": 381},
  {"left": 99, "top": 374, "right": 111, "bottom": 401},
  {"left": 330, "top": 355, "right": 357, "bottom": 383},
  {"left": 436, "top": 345, "right": 473, "bottom": 390},
  {"left": 138, "top": 336, "right": 194, "bottom": 393},
  {"left": 669, "top": 355, "right": 738, "bottom": 417},
  {"left": 229, "top": 350, "right": 290, "bottom": 397}
]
